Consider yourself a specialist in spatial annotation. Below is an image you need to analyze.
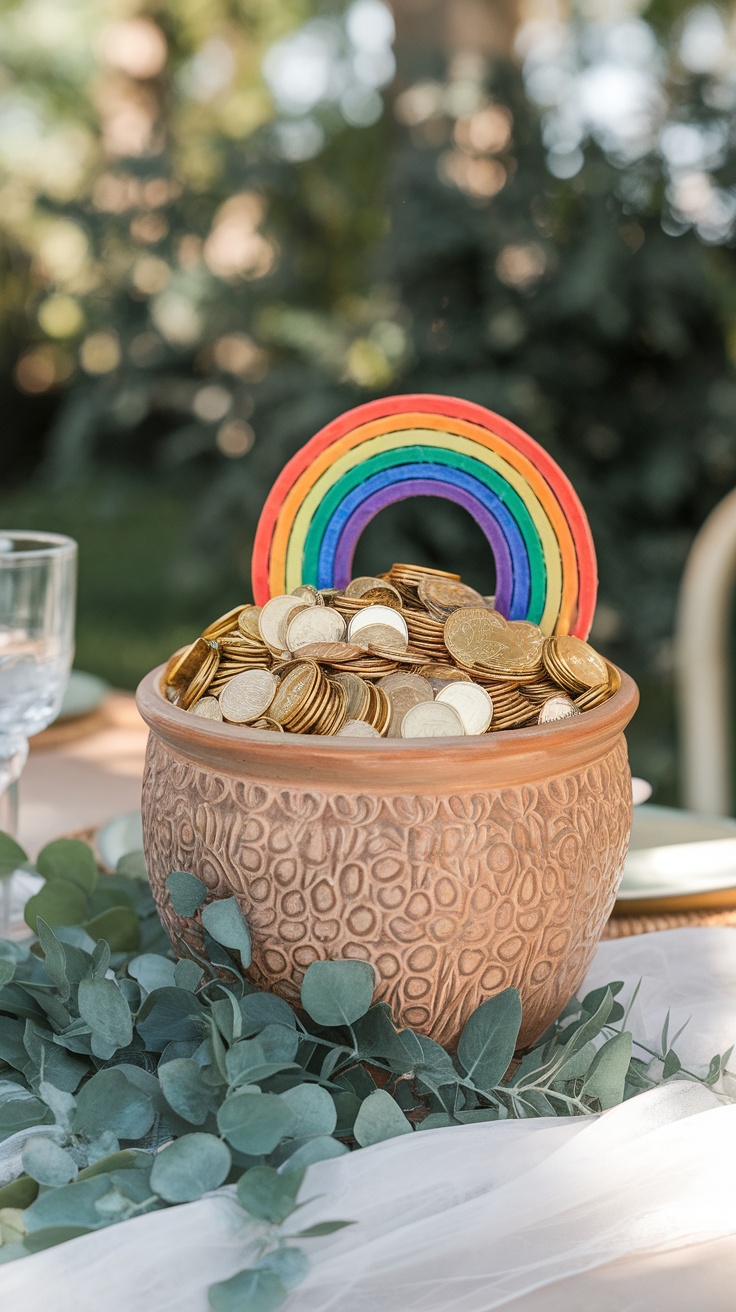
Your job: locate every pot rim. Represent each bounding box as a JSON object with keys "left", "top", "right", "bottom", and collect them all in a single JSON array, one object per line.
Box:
[{"left": 136, "top": 662, "right": 639, "bottom": 793}]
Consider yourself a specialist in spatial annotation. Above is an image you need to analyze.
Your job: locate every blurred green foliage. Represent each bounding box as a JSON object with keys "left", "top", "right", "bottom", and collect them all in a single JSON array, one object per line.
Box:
[{"left": 2, "top": 0, "right": 736, "bottom": 802}]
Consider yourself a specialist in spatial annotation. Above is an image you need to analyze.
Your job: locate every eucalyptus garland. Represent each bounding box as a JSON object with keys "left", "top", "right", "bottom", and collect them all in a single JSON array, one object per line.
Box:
[{"left": 0, "top": 834, "right": 731, "bottom": 1310}]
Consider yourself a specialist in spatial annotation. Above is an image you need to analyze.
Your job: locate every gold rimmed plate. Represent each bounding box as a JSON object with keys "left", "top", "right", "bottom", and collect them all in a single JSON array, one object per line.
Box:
[{"left": 614, "top": 804, "right": 736, "bottom": 915}]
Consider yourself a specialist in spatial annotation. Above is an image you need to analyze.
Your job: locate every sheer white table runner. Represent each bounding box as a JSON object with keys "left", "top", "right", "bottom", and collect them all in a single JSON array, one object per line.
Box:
[{"left": 2, "top": 927, "right": 736, "bottom": 1312}]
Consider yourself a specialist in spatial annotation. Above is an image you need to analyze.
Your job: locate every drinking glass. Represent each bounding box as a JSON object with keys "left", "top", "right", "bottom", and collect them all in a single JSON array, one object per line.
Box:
[{"left": 0, "top": 532, "right": 77, "bottom": 932}]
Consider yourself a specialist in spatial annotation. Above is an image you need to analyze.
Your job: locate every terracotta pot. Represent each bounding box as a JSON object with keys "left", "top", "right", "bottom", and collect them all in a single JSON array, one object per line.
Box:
[{"left": 136, "top": 665, "right": 638, "bottom": 1048}]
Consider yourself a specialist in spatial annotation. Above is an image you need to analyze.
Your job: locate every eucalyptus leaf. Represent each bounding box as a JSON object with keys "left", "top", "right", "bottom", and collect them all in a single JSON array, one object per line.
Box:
[
  {"left": 280, "top": 1135, "right": 349, "bottom": 1172},
  {"left": 300, "top": 960, "right": 375, "bottom": 1028},
  {"left": 235, "top": 1166, "right": 305, "bottom": 1223},
  {"left": 83, "top": 907, "right": 139, "bottom": 952},
  {"left": 24, "top": 881, "right": 89, "bottom": 934},
  {"left": 21, "top": 1137, "right": 78, "bottom": 1187},
  {"left": 280, "top": 1084, "right": 337, "bottom": 1139},
  {"left": 200, "top": 898, "right": 252, "bottom": 967},
  {"left": 0, "top": 833, "right": 27, "bottom": 880},
  {"left": 259, "top": 1246, "right": 310, "bottom": 1288},
  {"left": 0, "top": 1175, "right": 38, "bottom": 1209},
  {"left": 663, "top": 1049, "right": 681, "bottom": 1079},
  {"left": 77, "top": 977, "right": 133, "bottom": 1056},
  {"left": 23, "top": 1225, "right": 92, "bottom": 1253},
  {"left": 167, "top": 871, "right": 207, "bottom": 917},
  {"left": 217, "top": 1092, "right": 296, "bottom": 1155},
  {"left": 36, "top": 840, "right": 98, "bottom": 894},
  {"left": 128, "top": 954, "right": 177, "bottom": 995},
  {"left": 208, "top": 1268, "right": 288, "bottom": 1312},
  {"left": 353, "top": 1090, "right": 412, "bottom": 1147},
  {"left": 174, "top": 959, "right": 203, "bottom": 992},
  {"left": 117, "top": 851, "right": 148, "bottom": 880},
  {"left": 583, "top": 1031, "right": 633, "bottom": 1109},
  {"left": 552, "top": 1040, "right": 598, "bottom": 1084},
  {"left": 293, "top": 1220, "right": 354, "bottom": 1238},
  {"left": 150, "top": 1133, "right": 231, "bottom": 1203},
  {"left": 239, "top": 994, "right": 297, "bottom": 1035},
  {"left": 23, "top": 1176, "right": 115, "bottom": 1233},
  {"left": 73, "top": 1068, "right": 155, "bottom": 1141},
  {"left": 0, "top": 957, "right": 14, "bottom": 991},
  {"left": 136, "top": 988, "right": 204, "bottom": 1050},
  {"left": 457, "top": 988, "right": 522, "bottom": 1090},
  {"left": 158, "top": 1058, "right": 212, "bottom": 1125}
]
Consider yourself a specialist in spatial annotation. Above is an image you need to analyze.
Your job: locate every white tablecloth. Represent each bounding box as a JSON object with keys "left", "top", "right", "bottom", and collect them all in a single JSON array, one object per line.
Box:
[{"left": 6, "top": 707, "right": 736, "bottom": 1309}]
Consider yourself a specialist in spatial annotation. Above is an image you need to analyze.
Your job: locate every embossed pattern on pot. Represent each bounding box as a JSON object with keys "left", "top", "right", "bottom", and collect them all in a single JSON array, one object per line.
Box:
[{"left": 141, "top": 722, "right": 634, "bottom": 1048}]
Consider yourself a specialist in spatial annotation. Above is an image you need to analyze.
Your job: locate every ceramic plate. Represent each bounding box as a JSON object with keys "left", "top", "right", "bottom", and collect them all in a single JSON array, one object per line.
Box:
[
  {"left": 616, "top": 803, "right": 736, "bottom": 912},
  {"left": 96, "top": 811, "right": 144, "bottom": 872},
  {"left": 56, "top": 670, "right": 109, "bottom": 722}
]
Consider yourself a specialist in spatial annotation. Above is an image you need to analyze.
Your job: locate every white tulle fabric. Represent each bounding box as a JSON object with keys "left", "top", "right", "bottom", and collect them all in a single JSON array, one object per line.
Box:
[{"left": 3, "top": 927, "right": 736, "bottom": 1312}]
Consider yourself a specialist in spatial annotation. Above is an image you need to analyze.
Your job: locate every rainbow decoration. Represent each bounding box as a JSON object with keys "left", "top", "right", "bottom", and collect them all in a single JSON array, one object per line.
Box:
[{"left": 252, "top": 394, "right": 597, "bottom": 638}]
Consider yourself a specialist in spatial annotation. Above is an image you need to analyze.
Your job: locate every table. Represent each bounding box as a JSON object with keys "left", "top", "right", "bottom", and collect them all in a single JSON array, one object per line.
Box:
[
  {"left": 9, "top": 696, "right": 736, "bottom": 1310},
  {"left": 20, "top": 692, "right": 148, "bottom": 855}
]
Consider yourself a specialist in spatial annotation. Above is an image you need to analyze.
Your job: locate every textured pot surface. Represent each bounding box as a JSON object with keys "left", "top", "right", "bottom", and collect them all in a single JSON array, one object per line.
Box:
[{"left": 137, "top": 666, "right": 638, "bottom": 1048}]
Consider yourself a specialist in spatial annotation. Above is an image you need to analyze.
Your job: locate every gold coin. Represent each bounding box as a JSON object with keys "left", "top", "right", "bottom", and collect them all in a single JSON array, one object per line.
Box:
[
  {"left": 544, "top": 635, "right": 608, "bottom": 692},
  {"left": 378, "top": 673, "right": 434, "bottom": 738},
  {"left": 290, "top": 641, "right": 364, "bottom": 663},
  {"left": 237, "top": 606, "right": 263, "bottom": 639},
  {"left": 418, "top": 577, "right": 486, "bottom": 618},
  {"left": 400, "top": 701, "right": 465, "bottom": 738},
  {"left": 345, "top": 576, "right": 390, "bottom": 598},
  {"left": 259, "top": 595, "right": 310, "bottom": 651},
  {"left": 436, "top": 682, "right": 493, "bottom": 734},
  {"left": 348, "top": 605, "right": 409, "bottom": 643},
  {"left": 333, "top": 671, "right": 371, "bottom": 719},
  {"left": 444, "top": 608, "right": 516, "bottom": 669},
  {"left": 291, "top": 584, "right": 323, "bottom": 605},
  {"left": 337, "top": 719, "right": 382, "bottom": 737},
  {"left": 269, "top": 662, "right": 319, "bottom": 723},
  {"left": 165, "top": 637, "right": 212, "bottom": 694},
  {"left": 390, "top": 563, "right": 461, "bottom": 582},
  {"left": 538, "top": 695, "right": 580, "bottom": 724},
  {"left": 286, "top": 606, "right": 347, "bottom": 649},
  {"left": 202, "top": 606, "right": 247, "bottom": 641},
  {"left": 368, "top": 646, "right": 426, "bottom": 665},
  {"left": 252, "top": 716, "right": 285, "bottom": 732},
  {"left": 180, "top": 640, "right": 220, "bottom": 710},
  {"left": 191, "top": 696, "right": 223, "bottom": 721},
  {"left": 353, "top": 622, "right": 408, "bottom": 652},
  {"left": 358, "top": 585, "right": 404, "bottom": 608},
  {"left": 219, "top": 669, "right": 278, "bottom": 723},
  {"left": 418, "top": 663, "right": 472, "bottom": 683}
]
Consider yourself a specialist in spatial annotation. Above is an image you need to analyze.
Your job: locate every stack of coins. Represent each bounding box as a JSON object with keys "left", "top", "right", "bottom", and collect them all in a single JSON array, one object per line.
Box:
[{"left": 162, "top": 564, "right": 620, "bottom": 737}]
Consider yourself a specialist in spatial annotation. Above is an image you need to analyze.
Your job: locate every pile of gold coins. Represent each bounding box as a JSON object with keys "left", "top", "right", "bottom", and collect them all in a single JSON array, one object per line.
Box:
[{"left": 163, "top": 564, "right": 620, "bottom": 739}]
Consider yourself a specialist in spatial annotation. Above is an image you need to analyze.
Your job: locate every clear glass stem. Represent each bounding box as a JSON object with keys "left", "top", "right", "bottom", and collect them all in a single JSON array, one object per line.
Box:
[{"left": 0, "top": 741, "right": 28, "bottom": 937}]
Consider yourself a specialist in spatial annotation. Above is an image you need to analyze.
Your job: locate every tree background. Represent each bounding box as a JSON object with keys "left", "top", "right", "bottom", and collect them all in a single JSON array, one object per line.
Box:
[{"left": 2, "top": 0, "right": 736, "bottom": 804}]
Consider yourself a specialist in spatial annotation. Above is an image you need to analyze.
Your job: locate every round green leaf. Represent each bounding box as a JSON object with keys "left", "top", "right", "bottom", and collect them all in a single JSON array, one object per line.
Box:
[
  {"left": 217, "top": 1092, "right": 296, "bottom": 1155},
  {"left": 73, "top": 1068, "right": 155, "bottom": 1141},
  {"left": 236, "top": 1166, "right": 305, "bottom": 1223},
  {"left": 77, "top": 976, "right": 133, "bottom": 1053},
  {"left": 36, "top": 839, "right": 98, "bottom": 894},
  {"left": 200, "top": 898, "right": 252, "bottom": 966},
  {"left": 353, "top": 1090, "right": 412, "bottom": 1147},
  {"left": 209, "top": 1268, "right": 287, "bottom": 1312},
  {"left": 158, "top": 1057, "right": 212, "bottom": 1125},
  {"left": 21, "top": 1136, "right": 78, "bottom": 1187},
  {"left": 300, "top": 960, "right": 375, "bottom": 1028},
  {"left": 166, "top": 871, "right": 207, "bottom": 917},
  {"left": 279, "top": 1084, "right": 337, "bottom": 1139},
  {"left": 150, "top": 1133, "right": 231, "bottom": 1203},
  {"left": 24, "top": 879, "right": 89, "bottom": 933}
]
